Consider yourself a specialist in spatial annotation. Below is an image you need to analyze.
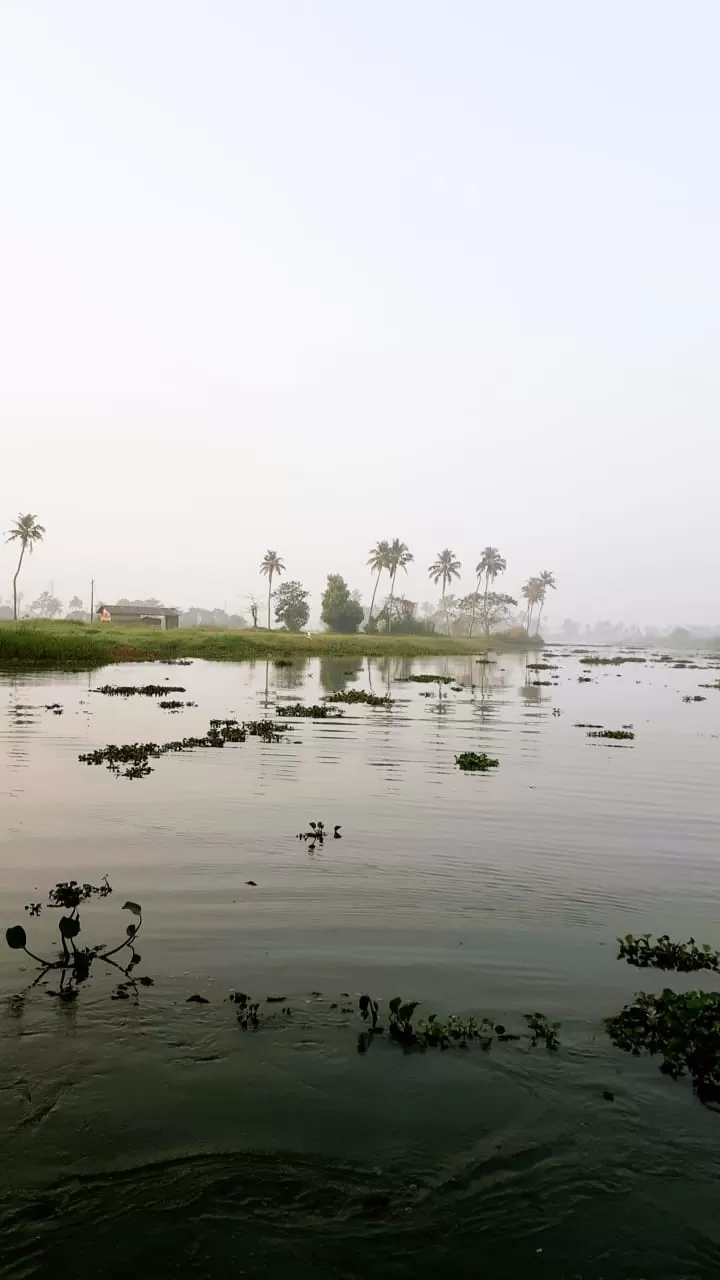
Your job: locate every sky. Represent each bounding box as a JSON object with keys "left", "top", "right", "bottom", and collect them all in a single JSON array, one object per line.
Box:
[{"left": 1, "top": 0, "right": 718, "bottom": 626}]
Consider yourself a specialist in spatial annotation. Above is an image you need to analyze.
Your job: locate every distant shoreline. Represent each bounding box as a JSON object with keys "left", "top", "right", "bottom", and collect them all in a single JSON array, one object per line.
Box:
[{"left": 0, "top": 621, "right": 543, "bottom": 670}]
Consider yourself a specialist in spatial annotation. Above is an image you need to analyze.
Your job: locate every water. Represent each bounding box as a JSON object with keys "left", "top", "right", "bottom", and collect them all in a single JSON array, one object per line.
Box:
[{"left": 2, "top": 648, "right": 720, "bottom": 1278}]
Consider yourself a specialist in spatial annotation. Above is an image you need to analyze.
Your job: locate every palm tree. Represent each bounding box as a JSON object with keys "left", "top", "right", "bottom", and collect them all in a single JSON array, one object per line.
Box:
[
  {"left": 534, "top": 569, "right": 557, "bottom": 636},
  {"left": 428, "top": 549, "right": 461, "bottom": 634},
  {"left": 521, "top": 577, "right": 542, "bottom": 634},
  {"left": 6, "top": 514, "right": 45, "bottom": 620},
  {"left": 366, "top": 540, "right": 391, "bottom": 624},
  {"left": 476, "top": 546, "right": 507, "bottom": 637},
  {"left": 259, "top": 550, "right": 285, "bottom": 629},
  {"left": 386, "top": 539, "right": 413, "bottom": 633}
]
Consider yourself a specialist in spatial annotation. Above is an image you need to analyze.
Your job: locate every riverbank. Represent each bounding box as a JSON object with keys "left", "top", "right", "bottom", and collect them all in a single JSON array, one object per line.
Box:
[{"left": 0, "top": 620, "right": 542, "bottom": 669}]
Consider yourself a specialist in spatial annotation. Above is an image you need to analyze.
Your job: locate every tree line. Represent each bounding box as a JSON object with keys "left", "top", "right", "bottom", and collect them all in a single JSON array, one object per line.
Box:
[
  {"left": 1, "top": 513, "right": 557, "bottom": 637},
  {"left": 255, "top": 543, "right": 556, "bottom": 636}
]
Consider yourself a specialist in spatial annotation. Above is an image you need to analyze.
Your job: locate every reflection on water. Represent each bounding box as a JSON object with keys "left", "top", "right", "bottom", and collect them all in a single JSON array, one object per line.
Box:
[{"left": 2, "top": 648, "right": 720, "bottom": 1277}]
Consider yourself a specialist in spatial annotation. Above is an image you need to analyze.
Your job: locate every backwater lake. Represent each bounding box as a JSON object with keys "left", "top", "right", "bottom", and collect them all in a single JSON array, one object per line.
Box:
[{"left": 1, "top": 647, "right": 720, "bottom": 1278}]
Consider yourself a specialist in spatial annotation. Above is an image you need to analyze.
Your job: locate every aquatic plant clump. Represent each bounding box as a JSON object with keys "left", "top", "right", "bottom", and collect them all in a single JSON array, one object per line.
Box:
[
  {"left": 618, "top": 933, "right": 720, "bottom": 973},
  {"left": 79, "top": 719, "right": 251, "bottom": 779},
  {"left": 278, "top": 703, "right": 343, "bottom": 718},
  {"left": 394, "top": 675, "right": 450, "bottom": 686},
  {"left": 158, "top": 700, "right": 197, "bottom": 711},
  {"left": 95, "top": 684, "right": 186, "bottom": 696},
  {"left": 455, "top": 751, "right": 499, "bottom": 771},
  {"left": 606, "top": 989, "right": 720, "bottom": 1104},
  {"left": 244, "top": 719, "right": 288, "bottom": 742},
  {"left": 587, "top": 728, "right": 635, "bottom": 741},
  {"left": 324, "top": 690, "right": 393, "bottom": 707},
  {"left": 580, "top": 656, "right": 646, "bottom": 666},
  {"left": 682, "top": 695, "right": 706, "bottom": 703},
  {"left": 5, "top": 879, "right": 151, "bottom": 1004},
  {"left": 357, "top": 995, "right": 560, "bottom": 1055},
  {"left": 296, "top": 821, "right": 341, "bottom": 850}
]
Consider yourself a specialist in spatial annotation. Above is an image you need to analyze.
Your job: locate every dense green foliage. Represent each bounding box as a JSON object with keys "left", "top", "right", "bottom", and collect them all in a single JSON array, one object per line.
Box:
[
  {"left": 618, "top": 933, "right": 720, "bottom": 973},
  {"left": 606, "top": 990, "right": 720, "bottom": 1103},
  {"left": 273, "top": 580, "right": 310, "bottom": 632},
  {"left": 455, "top": 751, "right": 499, "bottom": 771},
  {"left": 320, "top": 574, "right": 364, "bottom": 633}
]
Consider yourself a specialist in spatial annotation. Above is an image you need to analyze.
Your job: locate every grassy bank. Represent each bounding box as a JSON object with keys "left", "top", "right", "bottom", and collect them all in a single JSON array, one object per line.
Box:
[{"left": 0, "top": 621, "right": 542, "bottom": 670}]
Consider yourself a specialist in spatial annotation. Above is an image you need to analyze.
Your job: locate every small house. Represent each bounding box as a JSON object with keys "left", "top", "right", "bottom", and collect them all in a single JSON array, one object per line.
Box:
[{"left": 96, "top": 603, "right": 180, "bottom": 630}]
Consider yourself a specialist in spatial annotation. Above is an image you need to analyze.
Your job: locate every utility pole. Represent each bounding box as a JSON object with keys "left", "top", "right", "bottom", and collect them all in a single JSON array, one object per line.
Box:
[{"left": 89, "top": 578, "right": 94, "bottom": 623}]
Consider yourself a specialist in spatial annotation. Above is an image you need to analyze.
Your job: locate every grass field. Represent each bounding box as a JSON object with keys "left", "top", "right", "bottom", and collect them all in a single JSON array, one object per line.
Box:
[{"left": 0, "top": 621, "right": 542, "bottom": 670}]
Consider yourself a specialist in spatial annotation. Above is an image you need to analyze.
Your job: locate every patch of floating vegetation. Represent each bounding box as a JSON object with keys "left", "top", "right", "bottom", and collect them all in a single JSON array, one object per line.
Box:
[
  {"left": 357, "top": 995, "right": 559, "bottom": 1054},
  {"left": 580, "top": 655, "right": 646, "bottom": 666},
  {"left": 455, "top": 751, "right": 499, "bottom": 771},
  {"left": 245, "top": 719, "right": 288, "bottom": 742},
  {"left": 12, "top": 702, "right": 64, "bottom": 715},
  {"left": 578, "top": 676, "right": 592, "bottom": 683},
  {"left": 527, "top": 663, "right": 559, "bottom": 671},
  {"left": 158, "top": 700, "right": 197, "bottom": 711},
  {"left": 618, "top": 933, "right": 720, "bottom": 973},
  {"left": 95, "top": 684, "right": 186, "bottom": 697},
  {"left": 606, "top": 930, "right": 720, "bottom": 1105},
  {"left": 682, "top": 695, "right": 706, "bottom": 703},
  {"left": 296, "top": 820, "right": 342, "bottom": 850},
  {"left": 5, "top": 878, "right": 152, "bottom": 1004},
  {"left": 574, "top": 722, "right": 603, "bottom": 728},
  {"left": 699, "top": 682, "right": 720, "bottom": 691},
  {"left": 587, "top": 728, "right": 635, "bottom": 741},
  {"left": 324, "top": 690, "right": 393, "bottom": 707},
  {"left": 606, "top": 990, "right": 720, "bottom": 1105},
  {"left": 398, "top": 674, "right": 454, "bottom": 684},
  {"left": 530, "top": 680, "right": 555, "bottom": 686},
  {"left": 277, "top": 702, "right": 343, "bottom": 718},
  {"left": 273, "top": 658, "right": 293, "bottom": 668},
  {"left": 78, "top": 717, "right": 288, "bottom": 778}
]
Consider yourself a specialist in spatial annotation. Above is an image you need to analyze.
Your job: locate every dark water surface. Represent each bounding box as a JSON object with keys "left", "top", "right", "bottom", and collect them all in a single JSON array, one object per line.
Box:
[{"left": 2, "top": 649, "right": 720, "bottom": 1277}]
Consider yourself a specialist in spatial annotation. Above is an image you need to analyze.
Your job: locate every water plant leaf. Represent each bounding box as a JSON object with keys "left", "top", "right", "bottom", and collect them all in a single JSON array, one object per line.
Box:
[
  {"left": 59, "top": 916, "right": 81, "bottom": 939},
  {"left": 398, "top": 1002, "right": 419, "bottom": 1023},
  {"left": 122, "top": 901, "right": 143, "bottom": 917},
  {"left": 389, "top": 997, "right": 401, "bottom": 1014},
  {"left": 6, "top": 925, "right": 27, "bottom": 950}
]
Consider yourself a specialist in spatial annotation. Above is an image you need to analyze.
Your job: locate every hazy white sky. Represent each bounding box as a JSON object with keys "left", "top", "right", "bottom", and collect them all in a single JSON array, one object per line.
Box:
[{"left": 2, "top": 1, "right": 718, "bottom": 624}]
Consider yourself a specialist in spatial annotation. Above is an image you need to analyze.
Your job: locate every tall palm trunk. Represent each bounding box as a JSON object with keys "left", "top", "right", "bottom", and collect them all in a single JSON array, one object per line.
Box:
[
  {"left": 12, "top": 543, "right": 26, "bottom": 621},
  {"left": 267, "top": 571, "right": 273, "bottom": 629},
  {"left": 368, "top": 569, "right": 382, "bottom": 622},
  {"left": 535, "top": 599, "right": 544, "bottom": 636},
  {"left": 442, "top": 587, "right": 449, "bottom": 635},
  {"left": 483, "top": 571, "right": 490, "bottom": 637},
  {"left": 387, "top": 570, "right": 397, "bottom": 633},
  {"left": 468, "top": 584, "right": 478, "bottom": 638}
]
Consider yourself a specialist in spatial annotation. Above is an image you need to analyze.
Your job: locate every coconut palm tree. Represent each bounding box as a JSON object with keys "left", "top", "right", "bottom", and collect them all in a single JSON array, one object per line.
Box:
[
  {"left": 428, "top": 549, "right": 461, "bottom": 634},
  {"left": 386, "top": 539, "right": 413, "bottom": 633},
  {"left": 6, "top": 514, "right": 45, "bottom": 620},
  {"left": 476, "top": 546, "right": 507, "bottom": 637},
  {"left": 366, "top": 540, "right": 391, "bottom": 624},
  {"left": 259, "top": 550, "right": 285, "bottom": 629},
  {"left": 534, "top": 569, "right": 557, "bottom": 636},
  {"left": 521, "top": 577, "right": 543, "bottom": 634}
]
